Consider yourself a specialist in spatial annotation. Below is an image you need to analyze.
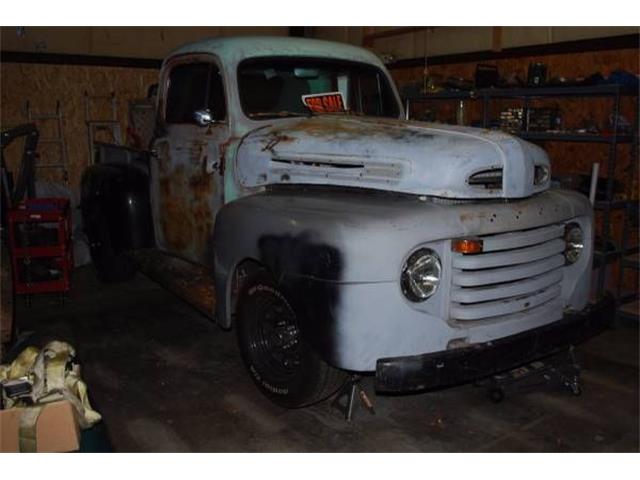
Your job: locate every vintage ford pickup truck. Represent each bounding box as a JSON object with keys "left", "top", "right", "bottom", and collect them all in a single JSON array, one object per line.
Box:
[{"left": 81, "top": 37, "right": 612, "bottom": 408}]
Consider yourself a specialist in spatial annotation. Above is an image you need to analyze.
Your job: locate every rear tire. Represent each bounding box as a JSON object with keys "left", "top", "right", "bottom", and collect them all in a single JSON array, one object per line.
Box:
[
  {"left": 236, "top": 272, "right": 346, "bottom": 408},
  {"left": 87, "top": 215, "right": 136, "bottom": 283}
]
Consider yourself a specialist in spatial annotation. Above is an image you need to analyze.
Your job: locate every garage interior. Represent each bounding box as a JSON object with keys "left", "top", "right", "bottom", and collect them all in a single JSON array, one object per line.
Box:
[{"left": 0, "top": 26, "right": 638, "bottom": 453}]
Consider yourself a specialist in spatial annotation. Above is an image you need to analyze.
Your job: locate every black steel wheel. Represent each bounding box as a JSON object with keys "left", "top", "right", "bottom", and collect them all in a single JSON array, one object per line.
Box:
[{"left": 236, "top": 272, "right": 346, "bottom": 408}]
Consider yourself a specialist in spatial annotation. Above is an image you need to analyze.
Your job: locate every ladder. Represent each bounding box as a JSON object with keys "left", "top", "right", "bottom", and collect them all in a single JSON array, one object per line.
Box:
[
  {"left": 25, "top": 100, "right": 69, "bottom": 184},
  {"left": 84, "top": 91, "right": 123, "bottom": 165}
]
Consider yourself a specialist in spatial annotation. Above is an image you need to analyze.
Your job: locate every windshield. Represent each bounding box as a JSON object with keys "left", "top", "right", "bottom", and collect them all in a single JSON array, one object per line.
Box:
[{"left": 238, "top": 57, "right": 400, "bottom": 119}]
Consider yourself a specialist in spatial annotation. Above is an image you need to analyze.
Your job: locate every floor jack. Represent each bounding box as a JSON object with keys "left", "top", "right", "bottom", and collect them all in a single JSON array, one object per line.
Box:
[
  {"left": 477, "top": 347, "right": 583, "bottom": 403},
  {"left": 332, "top": 375, "right": 376, "bottom": 422}
]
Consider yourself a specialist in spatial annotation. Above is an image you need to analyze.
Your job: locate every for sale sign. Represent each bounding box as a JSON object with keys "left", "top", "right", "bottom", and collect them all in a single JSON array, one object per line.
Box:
[{"left": 301, "top": 92, "right": 346, "bottom": 113}]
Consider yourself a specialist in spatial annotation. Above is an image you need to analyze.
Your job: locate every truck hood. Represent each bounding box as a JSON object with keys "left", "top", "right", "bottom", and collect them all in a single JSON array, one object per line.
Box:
[{"left": 235, "top": 116, "right": 550, "bottom": 199}]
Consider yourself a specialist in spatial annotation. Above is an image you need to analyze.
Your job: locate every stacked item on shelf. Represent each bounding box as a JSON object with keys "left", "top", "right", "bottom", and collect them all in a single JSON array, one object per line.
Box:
[{"left": 499, "top": 107, "right": 561, "bottom": 133}]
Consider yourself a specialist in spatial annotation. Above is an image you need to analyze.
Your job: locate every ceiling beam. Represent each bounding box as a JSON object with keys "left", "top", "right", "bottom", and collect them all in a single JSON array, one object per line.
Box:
[
  {"left": 362, "top": 27, "right": 433, "bottom": 47},
  {"left": 386, "top": 33, "right": 639, "bottom": 69}
]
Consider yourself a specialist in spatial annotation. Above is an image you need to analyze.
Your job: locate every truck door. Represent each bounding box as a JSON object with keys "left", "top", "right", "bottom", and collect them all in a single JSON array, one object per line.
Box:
[{"left": 150, "top": 57, "right": 228, "bottom": 265}]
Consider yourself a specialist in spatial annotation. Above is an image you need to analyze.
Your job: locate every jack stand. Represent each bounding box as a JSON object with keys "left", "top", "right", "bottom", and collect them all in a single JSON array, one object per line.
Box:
[
  {"left": 561, "top": 346, "right": 582, "bottom": 396},
  {"left": 479, "top": 347, "right": 583, "bottom": 403},
  {"left": 331, "top": 375, "right": 376, "bottom": 422}
]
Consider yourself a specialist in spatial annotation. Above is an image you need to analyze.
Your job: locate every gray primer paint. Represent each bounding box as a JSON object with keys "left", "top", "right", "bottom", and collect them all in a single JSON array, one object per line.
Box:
[
  {"left": 213, "top": 188, "right": 592, "bottom": 371},
  {"left": 235, "top": 116, "right": 550, "bottom": 199},
  {"left": 153, "top": 37, "right": 594, "bottom": 372}
]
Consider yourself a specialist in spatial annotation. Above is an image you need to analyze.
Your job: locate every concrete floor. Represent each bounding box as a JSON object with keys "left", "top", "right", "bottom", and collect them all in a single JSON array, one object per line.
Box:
[{"left": 12, "top": 266, "right": 640, "bottom": 452}]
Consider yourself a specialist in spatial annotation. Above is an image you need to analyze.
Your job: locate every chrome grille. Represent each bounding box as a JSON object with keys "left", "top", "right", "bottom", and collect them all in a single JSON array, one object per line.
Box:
[{"left": 450, "top": 223, "right": 565, "bottom": 322}]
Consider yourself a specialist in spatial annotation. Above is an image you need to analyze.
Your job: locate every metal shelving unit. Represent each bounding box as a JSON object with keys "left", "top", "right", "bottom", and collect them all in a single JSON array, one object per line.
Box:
[
  {"left": 517, "top": 132, "right": 634, "bottom": 143},
  {"left": 405, "top": 84, "right": 639, "bottom": 312}
]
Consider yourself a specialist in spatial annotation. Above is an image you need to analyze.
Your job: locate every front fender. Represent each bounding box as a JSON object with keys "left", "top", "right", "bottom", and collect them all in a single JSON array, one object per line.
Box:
[
  {"left": 213, "top": 188, "right": 593, "bottom": 369},
  {"left": 214, "top": 188, "right": 592, "bottom": 281},
  {"left": 213, "top": 191, "right": 344, "bottom": 331}
]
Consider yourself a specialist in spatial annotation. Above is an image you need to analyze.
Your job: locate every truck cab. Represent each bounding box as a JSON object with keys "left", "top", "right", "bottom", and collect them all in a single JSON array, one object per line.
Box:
[{"left": 81, "top": 37, "right": 612, "bottom": 408}]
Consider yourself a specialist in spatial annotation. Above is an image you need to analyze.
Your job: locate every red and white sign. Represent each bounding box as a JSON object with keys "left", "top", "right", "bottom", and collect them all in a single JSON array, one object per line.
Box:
[{"left": 301, "top": 92, "right": 346, "bottom": 113}]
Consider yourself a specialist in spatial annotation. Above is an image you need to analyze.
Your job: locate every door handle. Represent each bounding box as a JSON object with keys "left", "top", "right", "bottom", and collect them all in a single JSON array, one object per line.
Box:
[
  {"left": 150, "top": 138, "right": 169, "bottom": 159},
  {"left": 205, "top": 159, "right": 219, "bottom": 174}
]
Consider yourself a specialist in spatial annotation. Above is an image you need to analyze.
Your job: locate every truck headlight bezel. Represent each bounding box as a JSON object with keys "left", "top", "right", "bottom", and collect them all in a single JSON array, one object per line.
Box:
[
  {"left": 401, "top": 248, "right": 441, "bottom": 302},
  {"left": 564, "top": 222, "right": 584, "bottom": 264}
]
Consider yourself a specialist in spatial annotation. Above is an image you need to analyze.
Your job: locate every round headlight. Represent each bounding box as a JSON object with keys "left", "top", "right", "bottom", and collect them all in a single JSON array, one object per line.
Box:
[
  {"left": 564, "top": 223, "right": 584, "bottom": 264},
  {"left": 401, "top": 248, "right": 441, "bottom": 302}
]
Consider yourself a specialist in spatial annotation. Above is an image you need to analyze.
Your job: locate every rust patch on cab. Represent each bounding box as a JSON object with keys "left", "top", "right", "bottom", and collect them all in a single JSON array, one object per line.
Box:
[
  {"left": 272, "top": 118, "right": 366, "bottom": 138},
  {"left": 159, "top": 165, "right": 194, "bottom": 252},
  {"left": 261, "top": 134, "right": 296, "bottom": 152},
  {"left": 158, "top": 138, "right": 218, "bottom": 261},
  {"left": 189, "top": 162, "right": 215, "bottom": 258}
]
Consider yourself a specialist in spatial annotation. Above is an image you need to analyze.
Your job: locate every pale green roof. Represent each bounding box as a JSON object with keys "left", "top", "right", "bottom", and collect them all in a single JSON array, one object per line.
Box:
[{"left": 167, "top": 36, "right": 384, "bottom": 68}]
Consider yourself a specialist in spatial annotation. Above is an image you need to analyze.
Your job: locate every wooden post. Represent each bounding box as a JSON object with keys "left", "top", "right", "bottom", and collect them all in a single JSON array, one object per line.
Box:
[{"left": 492, "top": 26, "right": 503, "bottom": 52}]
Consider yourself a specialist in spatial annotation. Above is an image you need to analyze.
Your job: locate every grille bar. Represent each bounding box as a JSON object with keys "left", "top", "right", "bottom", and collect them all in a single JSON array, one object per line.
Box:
[
  {"left": 453, "top": 254, "right": 564, "bottom": 287},
  {"left": 451, "top": 284, "right": 561, "bottom": 321},
  {"left": 450, "top": 223, "right": 566, "bottom": 323},
  {"left": 452, "top": 268, "right": 562, "bottom": 304},
  {"left": 452, "top": 238, "right": 565, "bottom": 270},
  {"left": 481, "top": 224, "right": 564, "bottom": 252},
  {"left": 453, "top": 295, "right": 564, "bottom": 328}
]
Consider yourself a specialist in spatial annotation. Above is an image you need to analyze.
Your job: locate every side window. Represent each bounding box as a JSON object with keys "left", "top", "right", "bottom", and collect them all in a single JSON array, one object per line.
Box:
[
  {"left": 352, "top": 70, "right": 399, "bottom": 118},
  {"left": 356, "top": 74, "right": 384, "bottom": 116},
  {"left": 165, "top": 62, "right": 226, "bottom": 124}
]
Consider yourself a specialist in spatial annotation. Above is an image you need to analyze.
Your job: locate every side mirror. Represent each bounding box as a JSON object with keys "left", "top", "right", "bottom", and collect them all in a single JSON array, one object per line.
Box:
[{"left": 194, "top": 109, "right": 216, "bottom": 127}]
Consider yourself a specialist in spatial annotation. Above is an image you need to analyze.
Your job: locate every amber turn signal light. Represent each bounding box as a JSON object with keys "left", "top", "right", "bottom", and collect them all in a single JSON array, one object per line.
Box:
[{"left": 451, "top": 238, "right": 483, "bottom": 254}]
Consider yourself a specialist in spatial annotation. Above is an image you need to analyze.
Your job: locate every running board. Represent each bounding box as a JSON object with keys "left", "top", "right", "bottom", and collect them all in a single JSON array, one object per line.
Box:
[{"left": 129, "top": 249, "right": 216, "bottom": 319}]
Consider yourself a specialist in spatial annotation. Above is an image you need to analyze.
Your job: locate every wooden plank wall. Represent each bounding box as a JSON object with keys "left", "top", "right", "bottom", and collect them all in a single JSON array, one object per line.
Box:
[
  {"left": 1, "top": 46, "right": 637, "bottom": 291},
  {"left": 1, "top": 63, "right": 158, "bottom": 191},
  {"left": 2, "top": 46, "right": 636, "bottom": 197}
]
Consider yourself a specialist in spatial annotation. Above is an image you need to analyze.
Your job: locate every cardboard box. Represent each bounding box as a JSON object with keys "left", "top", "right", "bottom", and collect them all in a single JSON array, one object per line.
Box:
[{"left": 0, "top": 400, "right": 80, "bottom": 452}]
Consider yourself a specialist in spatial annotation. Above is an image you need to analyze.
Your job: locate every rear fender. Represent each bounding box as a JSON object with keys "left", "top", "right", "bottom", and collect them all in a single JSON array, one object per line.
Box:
[{"left": 81, "top": 163, "right": 155, "bottom": 253}]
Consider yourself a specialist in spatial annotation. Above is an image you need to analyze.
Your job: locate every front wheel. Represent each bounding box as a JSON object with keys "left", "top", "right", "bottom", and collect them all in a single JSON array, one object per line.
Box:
[{"left": 236, "top": 273, "right": 346, "bottom": 408}]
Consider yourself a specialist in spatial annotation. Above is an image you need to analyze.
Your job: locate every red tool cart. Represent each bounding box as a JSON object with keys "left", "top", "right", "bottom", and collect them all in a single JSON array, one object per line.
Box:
[{"left": 7, "top": 198, "right": 73, "bottom": 303}]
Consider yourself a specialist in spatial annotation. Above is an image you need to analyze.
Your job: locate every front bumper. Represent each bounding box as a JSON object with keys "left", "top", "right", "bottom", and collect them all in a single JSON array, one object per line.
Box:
[{"left": 375, "top": 295, "right": 614, "bottom": 393}]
